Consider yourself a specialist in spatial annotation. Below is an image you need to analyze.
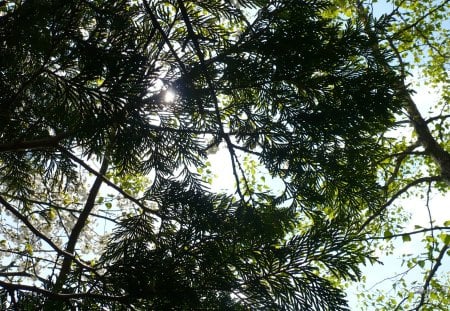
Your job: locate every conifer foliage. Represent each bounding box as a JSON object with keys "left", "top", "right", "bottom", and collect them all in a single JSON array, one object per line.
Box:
[{"left": 0, "top": 0, "right": 400, "bottom": 309}]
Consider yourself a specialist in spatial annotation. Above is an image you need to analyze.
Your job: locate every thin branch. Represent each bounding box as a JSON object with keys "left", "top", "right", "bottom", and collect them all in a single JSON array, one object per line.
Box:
[
  {"left": 142, "top": 0, "right": 187, "bottom": 75},
  {"left": 55, "top": 206, "right": 120, "bottom": 225},
  {"left": 358, "top": 176, "right": 443, "bottom": 233},
  {"left": 383, "top": 141, "right": 420, "bottom": 187},
  {"left": 378, "top": 0, "right": 407, "bottom": 24},
  {"left": 11, "top": 194, "right": 121, "bottom": 225},
  {"left": 425, "top": 114, "right": 450, "bottom": 124},
  {"left": 385, "top": 31, "right": 407, "bottom": 78},
  {"left": 231, "top": 143, "right": 263, "bottom": 157},
  {"left": 369, "top": 266, "right": 415, "bottom": 292},
  {"left": 0, "top": 271, "right": 49, "bottom": 285},
  {"left": 381, "top": 150, "right": 426, "bottom": 160},
  {"left": 364, "top": 226, "right": 450, "bottom": 241},
  {"left": 0, "top": 271, "right": 33, "bottom": 278},
  {"left": 412, "top": 243, "right": 450, "bottom": 311},
  {"left": 0, "top": 249, "right": 59, "bottom": 266},
  {"left": 175, "top": 0, "right": 250, "bottom": 202},
  {"left": 425, "top": 182, "right": 436, "bottom": 248},
  {"left": 394, "top": 296, "right": 410, "bottom": 311},
  {"left": 1, "top": 62, "right": 49, "bottom": 128},
  {"left": 146, "top": 122, "right": 217, "bottom": 135}
]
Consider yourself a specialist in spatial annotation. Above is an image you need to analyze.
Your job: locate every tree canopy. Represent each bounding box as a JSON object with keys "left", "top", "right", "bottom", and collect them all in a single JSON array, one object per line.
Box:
[
  {"left": 326, "top": 0, "right": 450, "bottom": 310},
  {"left": 1, "top": 0, "right": 448, "bottom": 310}
]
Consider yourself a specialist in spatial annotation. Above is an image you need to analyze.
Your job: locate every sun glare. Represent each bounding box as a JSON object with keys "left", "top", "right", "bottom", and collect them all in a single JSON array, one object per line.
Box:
[{"left": 164, "top": 89, "right": 176, "bottom": 103}]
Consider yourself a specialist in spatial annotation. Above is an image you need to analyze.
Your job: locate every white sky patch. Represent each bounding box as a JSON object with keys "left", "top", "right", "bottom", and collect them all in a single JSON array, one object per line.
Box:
[{"left": 207, "top": 144, "right": 236, "bottom": 194}]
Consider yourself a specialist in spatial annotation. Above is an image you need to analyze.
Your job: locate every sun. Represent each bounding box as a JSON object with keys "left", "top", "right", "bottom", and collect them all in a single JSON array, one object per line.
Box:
[{"left": 164, "top": 89, "right": 176, "bottom": 103}]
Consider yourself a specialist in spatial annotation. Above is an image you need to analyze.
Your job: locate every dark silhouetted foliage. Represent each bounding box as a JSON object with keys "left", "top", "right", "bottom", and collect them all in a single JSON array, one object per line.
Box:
[{"left": 0, "top": 0, "right": 402, "bottom": 309}]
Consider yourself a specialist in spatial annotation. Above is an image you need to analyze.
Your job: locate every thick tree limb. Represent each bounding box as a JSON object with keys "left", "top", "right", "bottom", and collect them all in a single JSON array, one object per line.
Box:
[
  {"left": 54, "top": 157, "right": 108, "bottom": 291},
  {"left": 404, "top": 95, "right": 450, "bottom": 184},
  {"left": 0, "top": 133, "right": 69, "bottom": 153}
]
